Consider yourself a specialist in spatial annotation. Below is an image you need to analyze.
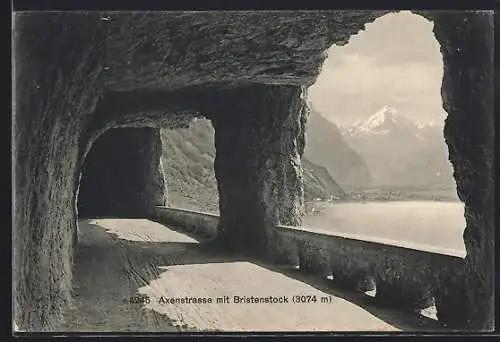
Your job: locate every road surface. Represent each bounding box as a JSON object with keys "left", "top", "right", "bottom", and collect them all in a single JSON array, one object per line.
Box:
[{"left": 56, "top": 218, "right": 444, "bottom": 332}]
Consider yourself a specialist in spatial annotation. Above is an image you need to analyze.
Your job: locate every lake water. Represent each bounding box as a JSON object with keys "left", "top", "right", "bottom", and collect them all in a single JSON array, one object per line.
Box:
[{"left": 302, "top": 201, "right": 466, "bottom": 255}]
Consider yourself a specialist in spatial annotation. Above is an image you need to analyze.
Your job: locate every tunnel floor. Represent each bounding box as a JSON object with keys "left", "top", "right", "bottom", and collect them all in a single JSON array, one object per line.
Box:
[{"left": 56, "top": 219, "right": 448, "bottom": 332}]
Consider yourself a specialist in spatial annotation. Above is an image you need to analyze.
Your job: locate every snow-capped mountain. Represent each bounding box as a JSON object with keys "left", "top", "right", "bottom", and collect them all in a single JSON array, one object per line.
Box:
[
  {"left": 342, "top": 105, "right": 422, "bottom": 138},
  {"left": 341, "top": 105, "right": 455, "bottom": 189}
]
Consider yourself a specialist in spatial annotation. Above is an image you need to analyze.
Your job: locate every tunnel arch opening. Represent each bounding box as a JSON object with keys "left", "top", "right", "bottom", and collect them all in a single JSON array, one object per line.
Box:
[
  {"left": 303, "top": 10, "right": 468, "bottom": 321},
  {"left": 76, "top": 127, "right": 166, "bottom": 219},
  {"left": 305, "top": 10, "right": 465, "bottom": 248}
]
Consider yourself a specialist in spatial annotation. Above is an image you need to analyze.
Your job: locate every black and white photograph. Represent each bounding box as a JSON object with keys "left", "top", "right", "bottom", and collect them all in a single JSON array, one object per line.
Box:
[{"left": 11, "top": 8, "right": 495, "bottom": 334}]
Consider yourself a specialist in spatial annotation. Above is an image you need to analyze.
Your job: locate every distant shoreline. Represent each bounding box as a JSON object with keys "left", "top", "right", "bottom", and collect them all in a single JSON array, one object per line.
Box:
[
  {"left": 305, "top": 198, "right": 461, "bottom": 205},
  {"left": 305, "top": 197, "right": 461, "bottom": 206},
  {"left": 306, "top": 187, "right": 460, "bottom": 204},
  {"left": 168, "top": 188, "right": 461, "bottom": 217},
  {"left": 304, "top": 196, "right": 462, "bottom": 214}
]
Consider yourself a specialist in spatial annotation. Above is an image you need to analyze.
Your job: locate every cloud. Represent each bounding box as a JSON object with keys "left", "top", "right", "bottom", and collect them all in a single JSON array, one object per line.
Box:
[
  {"left": 308, "top": 11, "right": 444, "bottom": 127},
  {"left": 311, "top": 54, "right": 442, "bottom": 96},
  {"left": 334, "top": 11, "right": 442, "bottom": 67}
]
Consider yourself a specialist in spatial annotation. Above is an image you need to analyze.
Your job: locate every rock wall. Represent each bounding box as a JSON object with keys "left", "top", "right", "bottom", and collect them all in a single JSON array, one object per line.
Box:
[
  {"left": 77, "top": 128, "right": 166, "bottom": 218},
  {"left": 12, "top": 13, "right": 105, "bottom": 331},
  {"left": 432, "top": 11, "right": 495, "bottom": 331}
]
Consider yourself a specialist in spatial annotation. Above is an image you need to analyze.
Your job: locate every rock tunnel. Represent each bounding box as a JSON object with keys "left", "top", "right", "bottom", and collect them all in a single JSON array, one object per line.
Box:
[{"left": 12, "top": 11, "right": 493, "bottom": 331}]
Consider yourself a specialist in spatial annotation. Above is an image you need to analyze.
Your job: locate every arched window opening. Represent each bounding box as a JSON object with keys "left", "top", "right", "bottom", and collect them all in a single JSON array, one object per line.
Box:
[
  {"left": 302, "top": 11, "right": 467, "bottom": 320},
  {"left": 160, "top": 117, "right": 219, "bottom": 215}
]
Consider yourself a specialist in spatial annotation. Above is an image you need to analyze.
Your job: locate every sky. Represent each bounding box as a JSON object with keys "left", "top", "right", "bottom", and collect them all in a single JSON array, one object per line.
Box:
[{"left": 308, "top": 11, "right": 446, "bottom": 128}]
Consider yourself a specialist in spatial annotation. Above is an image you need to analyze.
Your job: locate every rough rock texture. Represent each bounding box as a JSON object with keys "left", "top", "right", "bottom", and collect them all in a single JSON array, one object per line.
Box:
[
  {"left": 12, "top": 10, "right": 493, "bottom": 331},
  {"left": 432, "top": 11, "right": 494, "bottom": 331},
  {"left": 13, "top": 13, "right": 105, "bottom": 331},
  {"left": 77, "top": 128, "right": 166, "bottom": 218},
  {"left": 210, "top": 84, "right": 307, "bottom": 258},
  {"left": 103, "top": 11, "right": 389, "bottom": 91}
]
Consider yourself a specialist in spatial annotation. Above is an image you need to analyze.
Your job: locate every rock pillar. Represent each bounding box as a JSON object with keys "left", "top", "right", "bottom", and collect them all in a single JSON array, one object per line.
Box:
[{"left": 210, "top": 84, "right": 307, "bottom": 258}]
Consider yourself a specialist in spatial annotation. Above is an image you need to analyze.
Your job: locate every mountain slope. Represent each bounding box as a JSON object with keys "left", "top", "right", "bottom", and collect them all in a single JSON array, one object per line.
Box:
[
  {"left": 303, "top": 106, "right": 373, "bottom": 190},
  {"left": 342, "top": 105, "right": 456, "bottom": 188},
  {"left": 302, "top": 157, "right": 346, "bottom": 200},
  {"left": 160, "top": 118, "right": 346, "bottom": 214},
  {"left": 160, "top": 118, "right": 219, "bottom": 213}
]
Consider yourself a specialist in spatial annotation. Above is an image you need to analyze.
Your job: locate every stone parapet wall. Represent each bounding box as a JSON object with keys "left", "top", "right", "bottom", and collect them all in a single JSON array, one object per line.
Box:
[
  {"left": 152, "top": 206, "right": 219, "bottom": 238},
  {"left": 152, "top": 206, "right": 467, "bottom": 328},
  {"left": 275, "top": 225, "right": 467, "bottom": 328}
]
